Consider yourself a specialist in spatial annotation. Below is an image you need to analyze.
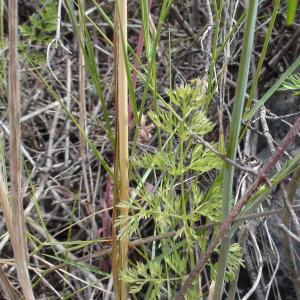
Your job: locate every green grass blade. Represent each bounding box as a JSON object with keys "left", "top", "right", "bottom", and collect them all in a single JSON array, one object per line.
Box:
[
  {"left": 214, "top": 1, "right": 258, "bottom": 299},
  {"left": 287, "top": 0, "right": 297, "bottom": 25},
  {"left": 141, "top": 0, "right": 151, "bottom": 60}
]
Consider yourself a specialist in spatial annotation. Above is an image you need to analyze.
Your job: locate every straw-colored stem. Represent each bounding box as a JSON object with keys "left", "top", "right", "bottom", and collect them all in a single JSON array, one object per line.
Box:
[
  {"left": 0, "top": 174, "right": 21, "bottom": 299},
  {"left": 8, "top": 1, "right": 34, "bottom": 299},
  {"left": 113, "top": 1, "right": 129, "bottom": 299},
  {"left": 0, "top": 173, "right": 14, "bottom": 240}
]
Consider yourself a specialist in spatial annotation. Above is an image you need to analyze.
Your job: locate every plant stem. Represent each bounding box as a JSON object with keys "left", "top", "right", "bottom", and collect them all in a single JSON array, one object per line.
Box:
[
  {"left": 8, "top": 0, "right": 35, "bottom": 298},
  {"left": 113, "top": 1, "right": 129, "bottom": 299},
  {"left": 78, "top": 0, "right": 91, "bottom": 217},
  {"left": 214, "top": 1, "right": 258, "bottom": 299}
]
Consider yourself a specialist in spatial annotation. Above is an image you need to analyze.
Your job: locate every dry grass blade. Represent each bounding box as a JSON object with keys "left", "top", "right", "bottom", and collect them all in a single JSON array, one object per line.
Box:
[
  {"left": 112, "top": 1, "right": 129, "bottom": 299},
  {"left": 0, "top": 175, "right": 20, "bottom": 299},
  {"left": 0, "top": 172, "right": 14, "bottom": 240},
  {"left": 0, "top": 173, "right": 20, "bottom": 298},
  {"left": 8, "top": 1, "right": 34, "bottom": 299}
]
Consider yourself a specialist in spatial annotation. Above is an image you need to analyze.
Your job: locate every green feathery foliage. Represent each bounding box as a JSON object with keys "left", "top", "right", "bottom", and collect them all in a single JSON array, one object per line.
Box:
[
  {"left": 19, "top": 0, "right": 57, "bottom": 65},
  {"left": 118, "top": 79, "right": 244, "bottom": 298}
]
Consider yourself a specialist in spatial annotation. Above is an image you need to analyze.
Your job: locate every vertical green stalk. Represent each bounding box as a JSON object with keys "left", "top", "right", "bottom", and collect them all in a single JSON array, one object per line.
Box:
[
  {"left": 78, "top": 0, "right": 91, "bottom": 204},
  {"left": 141, "top": 0, "right": 151, "bottom": 59},
  {"left": 287, "top": 0, "right": 297, "bottom": 25},
  {"left": 213, "top": 1, "right": 258, "bottom": 299}
]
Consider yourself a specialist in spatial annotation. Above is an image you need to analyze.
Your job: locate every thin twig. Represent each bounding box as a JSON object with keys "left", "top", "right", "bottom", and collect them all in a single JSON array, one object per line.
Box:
[
  {"left": 241, "top": 229, "right": 263, "bottom": 300},
  {"left": 281, "top": 182, "right": 300, "bottom": 237},
  {"left": 171, "top": 5, "right": 194, "bottom": 37},
  {"left": 46, "top": 109, "right": 60, "bottom": 171},
  {"left": 264, "top": 222, "right": 281, "bottom": 299},
  {"left": 0, "top": 120, "right": 36, "bottom": 166},
  {"left": 278, "top": 224, "right": 300, "bottom": 243}
]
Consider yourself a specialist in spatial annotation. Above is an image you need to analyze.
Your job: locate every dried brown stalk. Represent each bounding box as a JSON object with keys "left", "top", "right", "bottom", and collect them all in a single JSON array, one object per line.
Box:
[
  {"left": 8, "top": 0, "right": 34, "bottom": 298},
  {"left": 112, "top": 1, "right": 129, "bottom": 299}
]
